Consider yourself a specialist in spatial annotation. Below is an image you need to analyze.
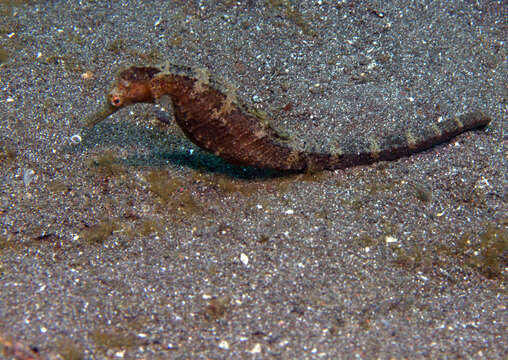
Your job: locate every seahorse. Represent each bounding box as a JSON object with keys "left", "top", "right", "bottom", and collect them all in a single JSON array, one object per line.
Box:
[{"left": 85, "top": 65, "right": 491, "bottom": 171}]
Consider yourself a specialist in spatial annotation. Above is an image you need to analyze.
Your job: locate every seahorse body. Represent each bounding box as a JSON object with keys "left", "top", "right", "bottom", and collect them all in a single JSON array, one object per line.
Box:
[{"left": 85, "top": 65, "right": 490, "bottom": 171}]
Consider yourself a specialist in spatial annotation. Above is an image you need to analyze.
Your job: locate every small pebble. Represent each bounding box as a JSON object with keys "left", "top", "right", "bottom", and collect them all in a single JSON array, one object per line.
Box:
[
  {"left": 81, "top": 71, "right": 94, "bottom": 80},
  {"left": 248, "top": 343, "right": 261, "bottom": 354},
  {"left": 218, "top": 340, "right": 229, "bottom": 350},
  {"left": 155, "top": 107, "right": 171, "bottom": 124},
  {"left": 23, "top": 169, "right": 35, "bottom": 186},
  {"left": 240, "top": 253, "right": 249, "bottom": 266},
  {"left": 385, "top": 235, "right": 397, "bottom": 243}
]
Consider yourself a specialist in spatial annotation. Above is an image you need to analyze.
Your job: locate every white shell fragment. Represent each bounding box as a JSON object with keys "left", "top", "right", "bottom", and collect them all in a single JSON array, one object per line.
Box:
[
  {"left": 240, "top": 253, "right": 249, "bottom": 266},
  {"left": 70, "top": 133, "right": 82, "bottom": 144}
]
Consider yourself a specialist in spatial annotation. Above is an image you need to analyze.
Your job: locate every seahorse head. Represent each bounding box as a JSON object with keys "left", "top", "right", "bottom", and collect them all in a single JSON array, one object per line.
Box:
[
  {"left": 108, "top": 66, "right": 161, "bottom": 108},
  {"left": 84, "top": 66, "right": 162, "bottom": 127}
]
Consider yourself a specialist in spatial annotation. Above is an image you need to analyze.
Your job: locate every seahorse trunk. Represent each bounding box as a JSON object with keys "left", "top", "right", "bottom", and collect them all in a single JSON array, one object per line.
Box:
[{"left": 150, "top": 73, "right": 310, "bottom": 170}]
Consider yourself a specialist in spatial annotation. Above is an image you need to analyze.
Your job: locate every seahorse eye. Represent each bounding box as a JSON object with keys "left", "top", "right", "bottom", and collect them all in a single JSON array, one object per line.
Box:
[{"left": 110, "top": 95, "right": 122, "bottom": 107}]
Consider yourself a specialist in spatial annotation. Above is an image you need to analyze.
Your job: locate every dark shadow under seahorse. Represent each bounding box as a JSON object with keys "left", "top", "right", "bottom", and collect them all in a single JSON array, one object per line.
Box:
[{"left": 85, "top": 65, "right": 491, "bottom": 172}]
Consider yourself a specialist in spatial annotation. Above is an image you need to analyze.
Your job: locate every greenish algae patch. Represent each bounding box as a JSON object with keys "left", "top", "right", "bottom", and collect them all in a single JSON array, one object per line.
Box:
[
  {"left": 79, "top": 220, "right": 119, "bottom": 245},
  {"left": 106, "top": 38, "right": 162, "bottom": 63},
  {"left": 266, "top": 0, "right": 316, "bottom": 36},
  {"left": 357, "top": 233, "right": 380, "bottom": 249},
  {"left": 54, "top": 337, "right": 84, "bottom": 360},
  {"left": 0, "top": 47, "right": 8, "bottom": 64},
  {"left": 365, "top": 181, "right": 395, "bottom": 194},
  {"left": 0, "top": 235, "right": 28, "bottom": 254},
  {"left": 0, "top": 1, "right": 30, "bottom": 17},
  {"left": 413, "top": 183, "right": 432, "bottom": 202},
  {"left": 391, "top": 221, "right": 507, "bottom": 281},
  {"left": 456, "top": 222, "right": 507, "bottom": 279},
  {"left": 204, "top": 295, "right": 231, "bottom": 320},
  {"left": 92, "top": 328, "right": 143, "bottom": 352},
  {"left": 0, "top": 0, "right": 30, "bottom": 6},
  {"left": 88, "top": 151, "right": 126, "bottom": 178},
  {"left": 192, "top": 172, "right": 261, "bottom": 196},
  {"left": 299, "top": 170, "right": 327, "bottom": 183},
  {"left": 0, "top": 139, "right": 16, "bottom": 164},
  {"left": 392, "top": 244, "right": 432, "bottom": 272},
  {"left": 121, "top": 218, "right": 165, "bottom": 240},
  {"left": 48, "top": 179, "right": 71, "bottom": 193},
  {"left": 0, "top": 232, "right": 62, "bottom": 255},
  {"left": 146, "top": 170, "right": 200, "bottom": 218},
  {"left": 138, "top": 219, "right": 163, "bottom": 236},
  {"left": 146, "top": 170, "right": 184, "bottom": 202},
  {"left": 41, "top": 54, "right": 85, "bottom": 73},
  {"left": 107, "top": 39, "right": 128, "bottom": 54},
  {"left": 0, "top": 235, "right": 10, "bottom": 253}
]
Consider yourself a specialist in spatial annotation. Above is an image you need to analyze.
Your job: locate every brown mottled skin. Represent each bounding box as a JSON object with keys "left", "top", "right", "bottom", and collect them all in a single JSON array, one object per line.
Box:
[{"left": 85, "top": 66, "right": 491, "bottom": 171}]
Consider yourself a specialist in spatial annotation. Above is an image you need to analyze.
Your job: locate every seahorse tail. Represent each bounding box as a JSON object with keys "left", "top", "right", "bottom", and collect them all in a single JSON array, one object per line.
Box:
[{"left": 300, "top": 111, "right": 491, "bottom": 172}]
